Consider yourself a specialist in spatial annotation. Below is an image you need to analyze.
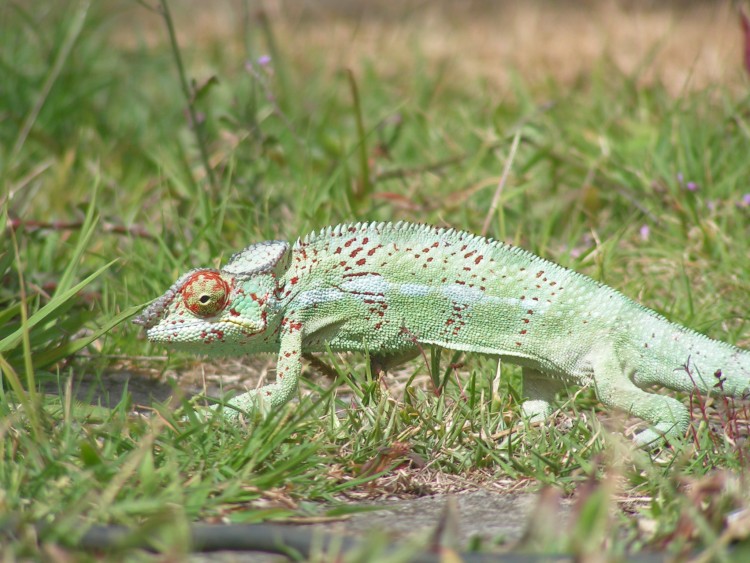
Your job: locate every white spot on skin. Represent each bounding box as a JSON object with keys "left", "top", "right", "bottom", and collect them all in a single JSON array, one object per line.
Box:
[
  {"left": 340, "top": 275, "right": 389, "bottom": 296},
  {"left": 295, "top": 288, "right": 345, "bottom": 307},
  {"left": 440, "top": 284, "right": 551, "bottom": 312},
  {"left": 442, "top": 284, "right": 485, "bottom": 304},
  {"left": 399, "top": 283, "right": 432, "bottom": 297}
]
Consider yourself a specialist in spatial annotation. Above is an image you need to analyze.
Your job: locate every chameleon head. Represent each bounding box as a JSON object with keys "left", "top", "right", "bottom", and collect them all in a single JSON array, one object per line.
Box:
[{"left": 133, "top": 268, "right": 269, "bottom": 350}]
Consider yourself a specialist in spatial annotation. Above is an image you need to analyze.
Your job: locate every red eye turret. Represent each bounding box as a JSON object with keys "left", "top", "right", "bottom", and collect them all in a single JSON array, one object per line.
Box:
[{"left": 181, "top": 271, "right": 230, "bottom": 317}]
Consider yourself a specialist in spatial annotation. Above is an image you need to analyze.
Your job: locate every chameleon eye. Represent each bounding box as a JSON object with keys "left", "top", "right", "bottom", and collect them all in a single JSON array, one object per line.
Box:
[{"left": 181, "top": 271, "right": 230, "bottom": 317}]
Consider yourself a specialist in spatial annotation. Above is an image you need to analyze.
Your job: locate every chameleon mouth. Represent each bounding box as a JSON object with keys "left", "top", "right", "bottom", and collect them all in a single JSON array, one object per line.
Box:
[{"left": 140, "top": 321, "right": 263, "bottom": 350}]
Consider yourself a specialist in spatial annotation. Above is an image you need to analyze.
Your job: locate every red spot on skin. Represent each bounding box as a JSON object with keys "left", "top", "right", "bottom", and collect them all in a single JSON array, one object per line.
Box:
[
  {"left": 368, "top": 247, "right": 377, "bottom": 256},
  {"left": 362, "top": 237, "right": 369, "bottom": 244},
  {"left": 536, "top": 271, "right": 544, "bottom": 278},
  {"left": 474, "top": 255, "right": 483, "bottom": 264},
  {"left": 523, "top": 319, "right": 530, "bottom": 323},
  {"left": 516, "top": 342, "right": 522, "bottom": 346},
  {"left": 288, "top": 321, "right": 303, "bottom": 332},
  {"left": 350, "top": 247, "right": 363, "bottom": 258},
  {"left": 520, "top": 268, "right": 526, "bottom": 272},
  {"left": 464, "top": 250, "right": 476, "bottom": 259},
  {"left": 520, "top": 329, "right": 527, "bottom": 335},
  {"left": 550, "top": 281, "right": 557, "bottom": 286},
  {"left": 340, "top": 261, "right": 347, "bottom": 267},
  {"left": 356, "top": 258, "right": 366, "bottom": 266},
  {"left": 290, "top": 277, "right": 299, "bottom": 285},
  {"left": 229, "top": 308, "right": 240, "bottom": 317},
  {"left": 374, "top": 322, "right": 382, "bottom": 330},
  {"left": 344, "top": 238, "right": 356, "bottom": 248}
]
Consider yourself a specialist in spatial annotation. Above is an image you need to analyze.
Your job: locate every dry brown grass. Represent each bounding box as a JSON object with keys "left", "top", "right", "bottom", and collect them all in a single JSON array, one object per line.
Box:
[{"left": 120, "top": 0, "right": 748, "bottom": 95}]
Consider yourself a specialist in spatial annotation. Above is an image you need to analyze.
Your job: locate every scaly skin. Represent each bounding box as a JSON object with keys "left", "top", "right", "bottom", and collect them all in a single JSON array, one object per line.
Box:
[{"left": 134, "top": 222, "right": 750, "bottom": 446}]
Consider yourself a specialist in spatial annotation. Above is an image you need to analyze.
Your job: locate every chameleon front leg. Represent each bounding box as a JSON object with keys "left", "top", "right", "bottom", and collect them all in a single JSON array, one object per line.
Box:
[{"left": 224, "top": 326, "right": 304, "bottom": 415}]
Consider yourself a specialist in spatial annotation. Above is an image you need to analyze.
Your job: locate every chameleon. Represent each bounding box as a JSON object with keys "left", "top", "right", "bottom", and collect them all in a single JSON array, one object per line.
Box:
[{"left": 134, "top": 221, "right": 750, "bottom": 447}]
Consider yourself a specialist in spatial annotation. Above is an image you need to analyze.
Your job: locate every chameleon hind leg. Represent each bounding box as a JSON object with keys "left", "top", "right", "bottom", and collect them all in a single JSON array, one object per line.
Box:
[
  {"left": 590, "top": 349, "right": 690, "bottom": 447},
  {"left": 520, "top": 368, "right": 564, "bottom": 423}
]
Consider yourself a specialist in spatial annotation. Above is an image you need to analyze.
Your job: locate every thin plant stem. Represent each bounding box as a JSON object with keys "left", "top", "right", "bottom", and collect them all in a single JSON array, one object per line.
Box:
[
  {"left": 158, "top": 0, "right": 218, "bottom": 193},
  {"left": 481, "top": 131, "right": 521, "bottom": 237}
]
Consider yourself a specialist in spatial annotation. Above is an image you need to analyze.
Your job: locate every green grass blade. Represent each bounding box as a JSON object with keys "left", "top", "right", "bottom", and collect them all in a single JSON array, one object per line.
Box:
[{"left": 0, "top": 259, "right": 117, "bottom": 354}]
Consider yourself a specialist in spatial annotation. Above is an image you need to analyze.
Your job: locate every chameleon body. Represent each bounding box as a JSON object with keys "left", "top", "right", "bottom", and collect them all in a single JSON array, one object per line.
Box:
[{"left": 134, "top": 222, "right": 750, "bottom": 446}]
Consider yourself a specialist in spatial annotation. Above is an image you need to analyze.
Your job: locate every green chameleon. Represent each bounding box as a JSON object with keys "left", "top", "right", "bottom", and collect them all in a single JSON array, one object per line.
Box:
[{"left": 134, "top": 222, "right": 750, "bottom": 447}]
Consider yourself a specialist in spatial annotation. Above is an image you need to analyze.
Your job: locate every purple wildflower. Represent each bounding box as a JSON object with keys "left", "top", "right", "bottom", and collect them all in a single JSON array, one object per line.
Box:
[
  {"left": 639, "top": 225, "right": 650, "bottom": 241},
  {"left": 742, "top": 193, "right": 750, "bottom": 207},
  {"left": 257, "top": 55, "right": 272, "bottom": 66},
  {"left": 685, "top": 181, "right": 699, "bottom": 192}
]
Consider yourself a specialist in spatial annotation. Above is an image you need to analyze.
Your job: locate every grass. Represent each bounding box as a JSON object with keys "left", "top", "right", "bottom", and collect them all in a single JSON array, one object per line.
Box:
[{"left": 2, "top": 0, "right": 750, "bottom": 559}]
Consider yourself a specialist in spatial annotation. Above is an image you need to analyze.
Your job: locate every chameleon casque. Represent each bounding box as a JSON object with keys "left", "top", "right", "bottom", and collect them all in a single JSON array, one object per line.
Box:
[{"left": 134, "top": 222, "right": 750, "bottom": 447}]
